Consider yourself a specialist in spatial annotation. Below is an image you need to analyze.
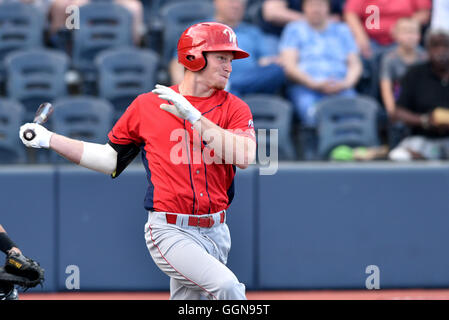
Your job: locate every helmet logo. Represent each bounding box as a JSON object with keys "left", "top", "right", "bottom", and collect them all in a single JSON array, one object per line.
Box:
[{"left": 223, "top": 28, "right": 236, "bottom": 44}]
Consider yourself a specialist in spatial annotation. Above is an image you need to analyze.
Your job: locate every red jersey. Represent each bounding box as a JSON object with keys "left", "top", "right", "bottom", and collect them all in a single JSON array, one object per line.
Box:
[
  {"left": 108, "top": 85, "right": 256, "bottom": 215},
  {"left": 344, "top": 0, "right": 431, "bottom": 45}
]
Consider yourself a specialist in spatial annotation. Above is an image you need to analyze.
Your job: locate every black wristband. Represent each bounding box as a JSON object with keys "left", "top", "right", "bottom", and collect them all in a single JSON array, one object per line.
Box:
[{"left": 0, "top": 232, "right": 17, "bottom": 254}]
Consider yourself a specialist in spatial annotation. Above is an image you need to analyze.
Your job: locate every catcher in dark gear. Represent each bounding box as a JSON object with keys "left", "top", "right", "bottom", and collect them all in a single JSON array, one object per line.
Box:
[{"left": 0, "top": 224, "right": 44, "bottom": 300}]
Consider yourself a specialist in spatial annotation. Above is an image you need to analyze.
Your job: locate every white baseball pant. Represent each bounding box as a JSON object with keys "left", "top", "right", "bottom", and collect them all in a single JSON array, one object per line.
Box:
[{"left": 144, "top": 210, "right": 246, "bottom": 300}]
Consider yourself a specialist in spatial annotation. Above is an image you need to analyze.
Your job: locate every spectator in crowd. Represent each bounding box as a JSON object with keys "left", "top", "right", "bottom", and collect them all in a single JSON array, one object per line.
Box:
[
  {"left": 344, "top": 0, "right": 432, "bottom": 60},
  {"left": 49, "top": 0, "right": 144, "bottom": 45},
  {"left": 389, "top": 29, "right": 449, "bottom": 161},
  {"left": 431, "top": 0, "right": 449, "bottom": 32},
  {"left": 170, "top": 0, "right": 286, "bottom": 97},
  {"left": 380, "top": 17, "right": 427, "bottom": 118},
  {"left": 280, "top": 0, "right": 362, "bottom": 127}
]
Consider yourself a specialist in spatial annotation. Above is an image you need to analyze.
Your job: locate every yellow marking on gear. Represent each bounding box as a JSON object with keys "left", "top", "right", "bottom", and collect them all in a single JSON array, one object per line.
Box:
[{"left": 8, "top": 259, "right": 22, "bottom": 269}]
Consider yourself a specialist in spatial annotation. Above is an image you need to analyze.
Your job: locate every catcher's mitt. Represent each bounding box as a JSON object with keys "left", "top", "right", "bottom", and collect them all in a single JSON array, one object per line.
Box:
[{"left": 0, "top": 252, "right": 44, "bottom": 289}]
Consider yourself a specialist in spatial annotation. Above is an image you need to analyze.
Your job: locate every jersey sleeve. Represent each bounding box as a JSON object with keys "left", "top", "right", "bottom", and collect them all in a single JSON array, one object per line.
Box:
[
  {"left": 226, "top": 96, "right": 256, "bottom": 141},
  {"left": 107, "top": 96, "right": 144, "bottom": 178},
  {"left": 108, "top": 95, "right": 143, "bottom": 146}
]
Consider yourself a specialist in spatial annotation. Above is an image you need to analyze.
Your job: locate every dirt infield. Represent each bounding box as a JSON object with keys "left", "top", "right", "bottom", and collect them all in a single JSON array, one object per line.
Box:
[{"left": 19, "top": 289, "right": 449, "bottom": 300}]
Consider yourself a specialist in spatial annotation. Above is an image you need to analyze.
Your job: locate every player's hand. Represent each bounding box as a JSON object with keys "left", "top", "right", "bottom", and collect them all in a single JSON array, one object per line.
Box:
[
  {"left": 19, "top": 123, "right": 53, "bottom": 149},
  {"left": 152, "top": 84, "right": 202, "bottom": 124}
]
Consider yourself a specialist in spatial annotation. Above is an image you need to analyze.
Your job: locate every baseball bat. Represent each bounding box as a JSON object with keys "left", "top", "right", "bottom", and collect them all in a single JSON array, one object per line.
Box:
[{"left": 23, "top": 102, "right": 54, "bottom": 141}]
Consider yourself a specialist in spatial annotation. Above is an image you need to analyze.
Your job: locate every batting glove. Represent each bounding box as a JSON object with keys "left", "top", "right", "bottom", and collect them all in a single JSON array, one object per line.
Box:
[
  {"left": 19, "top": 123, "right": 53, "bottom": 149},
  {"left": 152, "top": 84, "right": 202, "bottom": 124}
]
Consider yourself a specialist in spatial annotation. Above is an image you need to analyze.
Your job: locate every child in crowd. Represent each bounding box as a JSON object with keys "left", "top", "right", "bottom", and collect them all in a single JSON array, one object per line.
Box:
[{"left": 380, "top": 18, "right": 427, "bottom": 118}]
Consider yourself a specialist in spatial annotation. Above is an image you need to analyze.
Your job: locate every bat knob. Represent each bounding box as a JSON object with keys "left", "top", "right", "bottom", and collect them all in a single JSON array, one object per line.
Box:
[{"left": 23, "top": 129, "right": 36, "bottom": 141}]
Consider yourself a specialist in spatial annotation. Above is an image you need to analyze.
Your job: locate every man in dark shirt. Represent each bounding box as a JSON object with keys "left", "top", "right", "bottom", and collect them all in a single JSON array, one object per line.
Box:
[{"left": 389, "top": 29, "right": 449, "bottom": 160}]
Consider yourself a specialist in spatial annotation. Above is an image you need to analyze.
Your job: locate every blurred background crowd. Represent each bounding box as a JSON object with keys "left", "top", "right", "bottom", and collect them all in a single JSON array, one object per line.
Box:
[{"left": 0, "top": 0, "right": 448, "bottom": 164}]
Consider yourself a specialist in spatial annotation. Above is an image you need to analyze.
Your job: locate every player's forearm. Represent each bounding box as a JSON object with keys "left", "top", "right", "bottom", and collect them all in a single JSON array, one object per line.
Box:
[
  {"left": 194, "top": 117, "right": 256, "bottom": 169},
  {"left": 50, "top": 133, "right": 84, "bottom": 164},
  {"left": 0, "top": 228, "right": 20, "bottom": 254},
  {"left": 50, "top": 134, "right": 118, "bottom": 174}
]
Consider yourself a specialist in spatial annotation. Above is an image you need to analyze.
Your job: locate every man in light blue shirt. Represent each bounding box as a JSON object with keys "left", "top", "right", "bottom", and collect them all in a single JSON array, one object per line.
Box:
[{"left": 280, "top": 0, "right": 362, "bottom": 127}]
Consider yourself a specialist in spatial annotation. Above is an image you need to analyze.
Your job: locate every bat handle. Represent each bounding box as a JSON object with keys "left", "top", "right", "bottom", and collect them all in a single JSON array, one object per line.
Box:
[{"left": 23, "top": 128, "right": 36, "bottom": 141}]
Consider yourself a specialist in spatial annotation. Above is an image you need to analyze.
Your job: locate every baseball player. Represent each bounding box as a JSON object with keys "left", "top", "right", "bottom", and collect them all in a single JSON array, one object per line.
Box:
[
  {"left": 0, "top": 225, "right": 45, "bottom": 300},
  {"left": 19, "top": 22, "right": 256, "bottom": 300},
  {"left": 0, "top": 225, "right": 20, "bottom": 300}
]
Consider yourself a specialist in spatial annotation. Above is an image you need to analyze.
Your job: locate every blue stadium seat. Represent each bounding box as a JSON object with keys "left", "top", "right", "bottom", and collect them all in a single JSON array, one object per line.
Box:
[
  {"left": 0, "top": 98, "right": 26, "bottom": 164},
  {"left": 0, "top": 1, "right": 44, "bottom": 88},
  {"left": 159, "top": 1, "right": 215, "bottom": 67},
  {"left": 149, "top": 0, "right": 213, "bottom": 20},
  {"left": 315, "top": 95, "right": 381, "bottom": 160},
  {"left": 72, "top": 1, "right": 134, "bottom": 89},
  {"left": 51, "top": 96, "right": 113, "bottom": 143},
  {"left": 5, "top": 49, "right": 69, "bottom": 122},
  {"left": 95, "top": 47, "right": 159, "bottom": 118},
  {"left": 50, "top": 96, "right": 113, "bottom": 163},
  {"left": 243, "top": 94, "right": 297, "bottom": 161}
]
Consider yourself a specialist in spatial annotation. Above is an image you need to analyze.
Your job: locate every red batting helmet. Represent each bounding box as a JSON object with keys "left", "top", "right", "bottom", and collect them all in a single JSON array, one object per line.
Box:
[{"left": 177, "top": 22, "right": 250, "bottom": 72}]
